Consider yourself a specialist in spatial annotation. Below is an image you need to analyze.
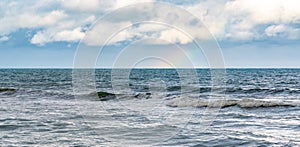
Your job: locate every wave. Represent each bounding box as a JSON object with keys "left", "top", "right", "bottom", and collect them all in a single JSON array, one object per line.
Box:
[
  {"left": 167, "top": 98, "right": 297, "bottom": 108},
  {"left": 225, "top": 87, "right": 300, "bottom": 94},
  {"left": 0, "top": 88, "right": 17, "bottom": 92},
  {"left": 0, "top": 87, "right": 73, "bottom": 99},
  {"left": 161, "top": 86, "right": 300, "bottom": 95},
  {"left": 0, "top": 88, "right": 17, "bottom": 94}
]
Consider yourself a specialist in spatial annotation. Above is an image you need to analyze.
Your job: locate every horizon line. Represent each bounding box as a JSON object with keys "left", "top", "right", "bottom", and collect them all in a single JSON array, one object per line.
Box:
[{"left": 1, "top": 67, "right": 300, "bottom": 69}]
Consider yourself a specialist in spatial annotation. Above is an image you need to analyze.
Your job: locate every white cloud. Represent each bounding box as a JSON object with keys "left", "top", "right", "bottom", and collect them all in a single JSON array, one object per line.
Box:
[
  {"left": 81, "top": 7, "right": 210, "bottom": 46},
  {"left": 158, "top": 29, "right": 192, "bottom": 44},
  {"left": 82, "top": 17, "right": 194, "bottom": 45},
  {"left": 112, "top": 0, "right": 153, "bottom": 9},
  {"left": 1, "top": 0, "right": 300, "bottom": 45},
  {"left": 226, "top": 31, "right": 256, "bottom": 41},
  {"left": 20, "top": 10, "right": 67, "bottom": 28},
  {"left": 0, "top": 36, "right": 9, "bottom": 42},
  {"left": 186, "top": 0, "right": 228, "bottom": 38},
  {"left": 60, "top": 0, "right": 113, "bottom": 12},
  {"left": 73, "top": 0, "right": 300, "bottom": 45},
  {"left": 265, "top": 24, "right": 300, "bottom": 39},
  {"left": 31, "top": 28, "right": 85, "bottom": 45},
  {"left": 30, "top": 31, "right": 50, "bottom": 45},
  {"left": 83, "top": 21, "right": 132, "bottom": 45},
  {"left": 185, "top": 0, "right": 300, "bottom": 40},
  {"left": 54, "top": 27, "right": 85, "bottom": 42},
  {"left": 60, "top": 0, "right": 153, "bottom": 12},
  {"left": 0, "top": 10, "right": 67, "bottom": 36},
  {"left": 0, "top": 0, "right": 66, "bottom": 35},
  {"left": 265, "top": 25, "right": 287, "bottom": 37},
  {"left": 225, "top": 0, "right": 300, "bottom": 34},
  {"left": 225, "top": 0, "right": 284, "bottom": 24}
]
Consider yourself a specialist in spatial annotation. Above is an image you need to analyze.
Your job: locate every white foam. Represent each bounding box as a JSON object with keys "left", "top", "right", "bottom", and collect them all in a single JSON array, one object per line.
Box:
[{"left": 167, "top": 98, "right": 297, "bottom": 108}]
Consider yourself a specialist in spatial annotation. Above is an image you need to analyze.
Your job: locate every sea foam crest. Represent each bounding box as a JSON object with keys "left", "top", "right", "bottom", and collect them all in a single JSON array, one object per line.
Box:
[{"left": 167, "top": 98, "right": 297, "bottom": 108}]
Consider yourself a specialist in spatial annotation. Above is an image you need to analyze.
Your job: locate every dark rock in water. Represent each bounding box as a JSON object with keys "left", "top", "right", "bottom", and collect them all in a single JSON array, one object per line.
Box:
[
  {"left": 97, "top": 91, "right": 115, "bottom": 97},
  {"left": 97, "top": 91, "right": 115, "bottom": 101},
  {"left": 134, "top": 92, "right": 151, "bottom": 99},
  {"left": 0, "top": 88, "right": 17, "bottom": 93},
  {"left": 134, "top": 93, "right": 141, "bottom": 98}
]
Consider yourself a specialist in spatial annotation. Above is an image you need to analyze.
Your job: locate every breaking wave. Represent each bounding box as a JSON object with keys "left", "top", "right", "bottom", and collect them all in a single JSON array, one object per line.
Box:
[
  {"left": 0, "top": 88, "right": 17, "bottom": 95},
  {"left": 161, "top": 86, "right": 300, "bottom": 94},
  {"left": 225, "top": 87, "right": 300, "bottom": 94},
  {"left": 167, "top": 98, "right": 298, "bottom": 108},
  {"left": 0, "top": 87, "right": 72, "bottom": 99},
  {"left": 0, "top": 88, "right": 17, "bottom": 92}
]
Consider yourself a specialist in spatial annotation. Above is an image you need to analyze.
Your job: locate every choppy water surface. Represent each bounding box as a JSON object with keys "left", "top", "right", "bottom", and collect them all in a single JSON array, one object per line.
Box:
[{"left": 0, "top": 69, "right": 300, "bottom": 146}]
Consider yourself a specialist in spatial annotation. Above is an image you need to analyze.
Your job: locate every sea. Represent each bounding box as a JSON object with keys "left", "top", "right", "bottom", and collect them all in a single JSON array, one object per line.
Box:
[{"left": 0, "top": 69, "right": 300, "bottom": 146}]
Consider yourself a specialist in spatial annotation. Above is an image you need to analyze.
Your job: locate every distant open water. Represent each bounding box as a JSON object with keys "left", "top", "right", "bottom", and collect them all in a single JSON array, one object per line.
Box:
[{"left": 0, "top": 69, "right": 300, "bottom": 146}]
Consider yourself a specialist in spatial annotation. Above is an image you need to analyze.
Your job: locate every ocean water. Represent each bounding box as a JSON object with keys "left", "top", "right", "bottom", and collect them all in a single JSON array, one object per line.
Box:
[{"left": 0, "top": 69, "right": 300, "bottom": 146}]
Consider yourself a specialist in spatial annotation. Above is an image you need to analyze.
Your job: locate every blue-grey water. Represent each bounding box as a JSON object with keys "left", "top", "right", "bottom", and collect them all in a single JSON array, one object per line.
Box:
[{"left": 0, "top": 69, "right": 300, "bottom": 146}]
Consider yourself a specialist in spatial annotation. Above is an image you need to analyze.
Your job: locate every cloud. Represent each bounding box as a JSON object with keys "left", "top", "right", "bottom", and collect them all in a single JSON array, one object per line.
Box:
[
  {"left": 0, "top": 1, "right": 97, "bottom": 45},
  {"left": 158, "top": 28, "right": 192, "bottom": 44},
  {"left": 31, "top": 27, "right": 85, "bottom": 45},
  {"left": 54, "top": 27, "right": 85, "bottom": 42},
  {"left": 185, "top": 0, "right": 228, "bottom": 37},
  {"left": 0, "top": 0, "right": 63, "bottom": 35},
  {"left": 1, "top": 0, "right": 300, "bottom": 45},
  {"left": 85, "top": 23, "right": 194, "bottom": 45},
  {"left": 60, "top": 0, "right": 153, "bottom": 12},
  {"left": 82, "top": 2, "right": 216, "bottom": 46},
  {"left": 265, "top": 24, "right": 300, "bottom": 39},
  {"left": 83, "top": 21, "right": 133, "bottom": 46},
  {"left": 60, "top": 0, "right": 114, "bottom": 12},
  {"left": 265, "top": 25, "right": 287, "bottom": 37},
  {"left": 225, "top": 0, "right": 300, "bottom": 24},
  {"left": 0, "top": 10, "right": 66, "bottom": 35},
  {"left": 185, "top": 0, "right": 300, "bottom": 40},
  {"left": 0, "top": 36, "right": 9, "bottom": 42},
  {"left": 30, "top": 31, "right": 49, "bottom": 45},
  {"left": 66, "top": 0, "right": 300, "bottom": 44}
]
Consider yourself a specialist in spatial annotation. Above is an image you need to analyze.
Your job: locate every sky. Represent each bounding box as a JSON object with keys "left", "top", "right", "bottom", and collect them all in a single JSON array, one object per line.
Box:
[{"left": 0, "top": 0, "right": 300, "bottom": 68}]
